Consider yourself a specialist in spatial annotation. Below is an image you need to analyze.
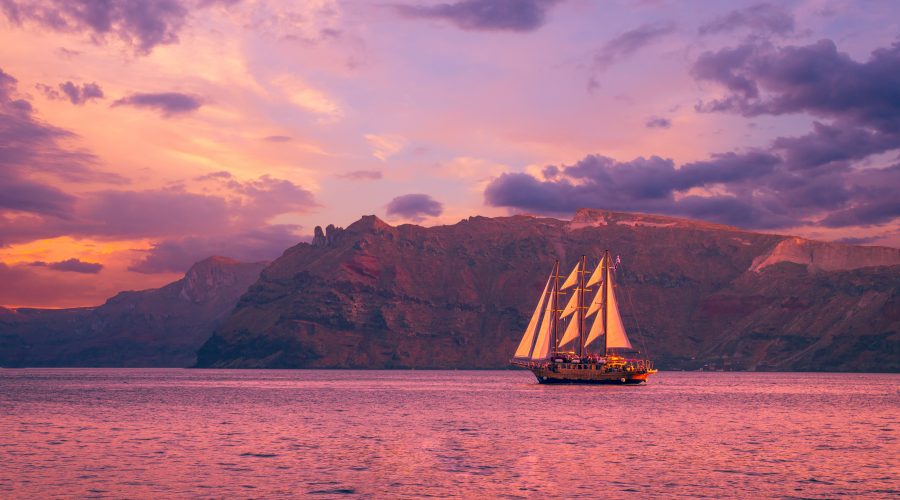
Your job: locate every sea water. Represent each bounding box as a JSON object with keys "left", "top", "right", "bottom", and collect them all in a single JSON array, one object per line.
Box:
[{"left": 1, "top": 369, "right": 897, "bottom": 498}]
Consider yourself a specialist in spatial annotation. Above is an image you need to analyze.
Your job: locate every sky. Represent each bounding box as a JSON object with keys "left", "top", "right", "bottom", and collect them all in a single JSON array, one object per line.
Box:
[{"left": 1, "top": 0, "right": 899, "bottom": 308}]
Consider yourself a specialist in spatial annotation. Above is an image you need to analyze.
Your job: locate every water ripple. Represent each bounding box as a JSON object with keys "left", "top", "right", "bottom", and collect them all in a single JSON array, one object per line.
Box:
[{"left": 0, "top": 369, "right": 898, "bottom": 498}]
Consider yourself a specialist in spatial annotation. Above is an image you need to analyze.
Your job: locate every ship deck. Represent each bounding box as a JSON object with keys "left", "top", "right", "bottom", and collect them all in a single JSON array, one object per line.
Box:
[{"left": 513, "top": 359, "right": 656, "bottom": 385}]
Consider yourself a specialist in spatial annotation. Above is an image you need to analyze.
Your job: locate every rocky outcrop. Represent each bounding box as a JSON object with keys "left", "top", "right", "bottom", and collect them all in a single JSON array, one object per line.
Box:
[
  {"left": 749, "top": 237, "right": 900, "bottom": 273},
  {"left": 312, "top": 224, "right": 346, "bottom": 247},
  {"left": 0, "top": 257, "right": 266, "bottom": 367},
  {"left": 312, "top": 226, "right": 326, "bottom": 246},
  {"left": 196, "top": 210, "right": 900, "bottom": 372}
]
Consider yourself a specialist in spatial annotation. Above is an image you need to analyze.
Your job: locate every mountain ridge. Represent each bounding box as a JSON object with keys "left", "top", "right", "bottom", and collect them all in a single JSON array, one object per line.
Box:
[
  {"left": 196, "top": 210, "right": 900, "bottom": 371},
  {"left": 0, "top": 256, "right": 266, "bottom": 367}
]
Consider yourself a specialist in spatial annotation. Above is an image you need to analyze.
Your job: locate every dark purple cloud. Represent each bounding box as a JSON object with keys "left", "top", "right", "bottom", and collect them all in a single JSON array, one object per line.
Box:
[
  {"left": 38, "top": 81, "right": 104, "bottom": 105},
  {"left": 338, "top": 170, "right": 383, "bottom": 180},
  {"left": 128, "top": 224, "right": 300, "bottom": 274},
  {"left": 692, "top": 40, "right": 900, "bottom": 133},
  {"left": 645, "top": 116, "right": 671, "bottom": 129},
  {"left": 485, "top": 142, "right": 900, "bottom": 229},
  {"left": 483, "top": 150, "right": 849, "bottom": 229},
  {"left": 689, "top": 37, "right": 900, "bottom": 224},
  {"left": 61, "top": 81, "right": 103, "bottom": 104},
  {"left": 112, "top": 92, "right": 202, "bottom": 116},
  {"left": 386, "top": 193, "right": 443, "bottom": 221},
  {"left": 393, "top": 0, "right": 562, "bottom": 32},
  {"left": 772, "top": 121, "right": 898, "bottom": 170},
  {"left": 699, "top": 3, "right": 794, "bottom": 37},
  {"left": 819, "top": 164, "right": 900, "bottom": 228},
  {"left": 1, "top": 0, "right": 188, "bottom": 54},
  {"left": 30, "top": 258, "right": 103, "bottom": 274},
  {"left": 0, "top": 178, "right": 76, "bottom": 218},
  {"left": 594, "top": 22, "right": 675, "bottom": 69}
]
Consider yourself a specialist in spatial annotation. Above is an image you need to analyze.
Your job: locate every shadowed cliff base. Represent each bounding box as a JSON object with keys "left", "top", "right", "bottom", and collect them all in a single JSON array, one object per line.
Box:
[{"left": 196, "top": 209, "right": 900, "bottom": 372}]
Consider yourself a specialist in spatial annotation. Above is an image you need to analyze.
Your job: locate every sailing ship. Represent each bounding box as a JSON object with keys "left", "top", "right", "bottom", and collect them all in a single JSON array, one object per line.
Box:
[{"left": 511, "top": 250, "right": 656, "bottom": 384}]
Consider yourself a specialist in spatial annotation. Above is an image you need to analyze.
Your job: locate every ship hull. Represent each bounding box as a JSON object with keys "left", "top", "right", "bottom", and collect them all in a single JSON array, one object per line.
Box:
[{"left": 518, "top": 363, "right": 656, "bottom": 385}]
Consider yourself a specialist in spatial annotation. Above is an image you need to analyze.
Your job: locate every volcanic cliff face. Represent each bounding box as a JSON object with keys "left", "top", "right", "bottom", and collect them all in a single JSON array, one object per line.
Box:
[
  {"left": 196, "top": 210, "right": 900, "bottom": 371},
  {"left": 0, "top": 257, "right": 266, "bottom": 367}
]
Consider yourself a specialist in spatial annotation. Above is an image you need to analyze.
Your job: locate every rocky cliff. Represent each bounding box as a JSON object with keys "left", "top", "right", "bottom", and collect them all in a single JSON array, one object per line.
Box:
[
  {"left": 0, "top": 257, "right": 266, "bottom": 367},
  {"left": 196, "top": 210, "right": 900, "bottom": 371}
]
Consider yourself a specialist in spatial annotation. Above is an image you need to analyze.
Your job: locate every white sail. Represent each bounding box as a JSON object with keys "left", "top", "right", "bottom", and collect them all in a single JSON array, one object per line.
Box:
[
  {"left": 605, "top": 264, "right": 633, "bottom": 349},
  {"left": 560, "top": 262, "right": 580, "bottom": 290},
  {"left": 514, "top": 275, "right": 551, "bottom": 358},
  {"left": 559, "top": 287, "right": 579, "bottom": 319},
  {"left": 557, "top": 314, "right": 580, "bottom": 348},
  {"left": 584, "top": 304, "right": 605, "bottom": 346},
  {"left": 530, "top": 286, "right": 555, "bottom": 359},
  {"left": 585, "top": 256, "right": 605, "bottom": 288},
  {"left": 585, "top": 285, "right": 603, "bottom": 317}
]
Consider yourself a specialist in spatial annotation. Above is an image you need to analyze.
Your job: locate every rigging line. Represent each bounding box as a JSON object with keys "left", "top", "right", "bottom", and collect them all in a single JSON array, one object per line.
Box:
[{"left": 616, "top": 262, "right": 651, "bottom": 358}]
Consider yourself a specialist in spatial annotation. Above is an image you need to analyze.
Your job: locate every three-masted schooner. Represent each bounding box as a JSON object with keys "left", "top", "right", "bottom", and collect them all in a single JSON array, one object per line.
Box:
[{"left": 511, "top": 250, "right": 656, "bottom": 384}]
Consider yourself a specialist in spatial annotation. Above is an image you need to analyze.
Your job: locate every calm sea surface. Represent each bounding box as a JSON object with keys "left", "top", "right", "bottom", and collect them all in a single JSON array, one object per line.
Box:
[{"left": 1, "top": 369, "right": 897, "bottom": 498}]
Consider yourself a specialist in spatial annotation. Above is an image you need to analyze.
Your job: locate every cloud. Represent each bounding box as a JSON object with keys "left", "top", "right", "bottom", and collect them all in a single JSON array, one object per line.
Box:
[
  {"left": 79, "top": 188, "right": 232, "bottom": 238},
  {"left": 128, "top": 224, "right": 301, "bottom": 274},
  {"left": 227, "top": 175, "right": 319, "bottom": 223},
  {"left": 0, "top": 69, "right": 93, "bottom": 178},
  {"left": 1, "top": 0, "right": 188, "bottom": 55},
  {"left": 484, "top": 144, "right": 900, "bottom": 230},
  {"left": 0, "top": 262, "right": 105, "bottom": 307},
  {"left": 772, "top": 121, "right": 898, "bottom": 170},
  {"left": 594, "top": 22, "right": 676, "bottom": 70},
  {"left": 393, "top": 0, "right": 562, "bottom": 32},
  {"left": 263, "top": 135, "right": 292, "bottom": 142},
  {"left": 64, "top": 175, "right": 316, "bottom": 241},
  {"left": 385, "top": 193, "right": 443, "bottom": 221},
  {"left": 0, "top": 169, "right": 315, "bottom": 242},
  {"left": 693, "top": 38, "right": 900, "bottom": 178},
  {"left": 364, "top": 133, "right": 406, "bottom": 161},
  {"left": 38, "top": 81, "right": 104, "bottom": 105},
  {"left": 645, "top": 116, "right": 671, "bottom": 129},
  {"left": 193, "top": 170, "right": 232, "bottom": 181},
  {"left": 0, "top": 67, "right": 120, "bottom": 220},
  {"left": 698, "top": 3, "right": 794, "bottom": 37},
  {"left": 338, "top": 170, "right": 383, "bottom": 180},
  {"left": 0, "top": 178, "right": 76, "bottom": 218},
  {"left": 60, "top": 81, "right": 104, "bottom": 104},
  {"left": 30, "top": 258, "right": 103, "bottom": 274},
  {"left": 111, "top": 92, "right": 202, "bottom": 116},
  {"left": 0, "top": 166, "right": 318, "bottom": 260},
  {"left": 484, "top": 151, "right": 813, "bottom": 229},
  {"left": 819, "top": 164, "right": 900, "bottom": 228},
  {"left": 274, "top": 75, "right": 342, "bottom": 120},
  {"left": 692, "top": 40, "right": 900, "bottom": 132}
]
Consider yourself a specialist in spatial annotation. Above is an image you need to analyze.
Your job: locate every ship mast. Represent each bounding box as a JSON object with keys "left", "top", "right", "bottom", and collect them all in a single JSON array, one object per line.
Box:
[
  {"left": 578, "top": 255, "right": 586, "bottom": 357},
  {"left": 601, "top": 249, "right": 609, "bottom": 356},
  {"left": 552, "top": 260, "right": 559, "bottom": 354}
]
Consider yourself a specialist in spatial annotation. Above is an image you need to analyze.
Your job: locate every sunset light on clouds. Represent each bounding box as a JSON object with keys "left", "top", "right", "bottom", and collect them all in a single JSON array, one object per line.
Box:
[{"left": 2, "top": 0, "right": 899, "bottom": 307}]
